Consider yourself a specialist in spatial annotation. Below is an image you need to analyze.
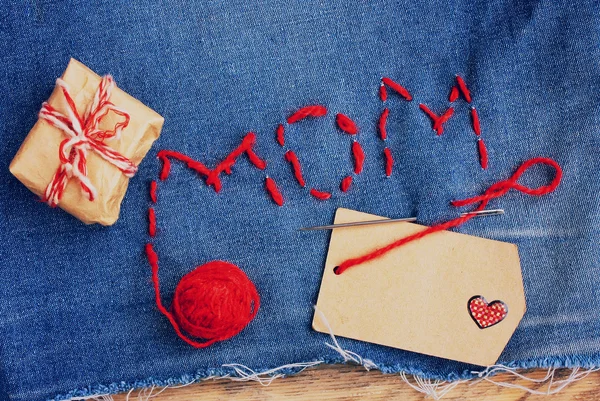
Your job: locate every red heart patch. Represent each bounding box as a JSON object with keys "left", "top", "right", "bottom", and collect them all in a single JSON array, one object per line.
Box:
[{"left": 468, "top": 296, "right": 508, "bottom": 329}]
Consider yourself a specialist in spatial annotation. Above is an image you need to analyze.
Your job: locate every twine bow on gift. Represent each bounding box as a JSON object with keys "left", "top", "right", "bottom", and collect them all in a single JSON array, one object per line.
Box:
[{"left": 38, "top": 76, "right": 137, "bottom": 207}]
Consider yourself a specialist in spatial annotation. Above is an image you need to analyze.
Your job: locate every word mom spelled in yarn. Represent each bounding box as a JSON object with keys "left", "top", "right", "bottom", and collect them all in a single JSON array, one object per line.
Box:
[{"left": 155, "top": 75, "right": 489, "bottom": 208}]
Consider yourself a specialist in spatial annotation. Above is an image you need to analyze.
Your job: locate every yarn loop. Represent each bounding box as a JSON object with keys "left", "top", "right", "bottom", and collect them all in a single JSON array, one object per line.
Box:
[{"left": 335, "top": 157, "right": 563, "bottom": 274}]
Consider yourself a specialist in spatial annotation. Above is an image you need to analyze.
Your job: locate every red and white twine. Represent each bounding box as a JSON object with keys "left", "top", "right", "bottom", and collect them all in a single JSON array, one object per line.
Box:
[{"left": 38, "top": 76, "right": 136, "bottom": 207}]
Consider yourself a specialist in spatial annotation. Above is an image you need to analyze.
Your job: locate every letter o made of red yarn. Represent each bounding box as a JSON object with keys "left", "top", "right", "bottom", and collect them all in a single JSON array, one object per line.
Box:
[
  {"left": 283, "top": 105, "right": 362, "bottom": 198},
  {"left": 172, "top": 260, "right": 260, "bottom": 344}
]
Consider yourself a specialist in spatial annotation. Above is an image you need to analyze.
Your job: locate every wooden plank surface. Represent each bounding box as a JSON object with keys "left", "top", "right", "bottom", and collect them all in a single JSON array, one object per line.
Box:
[{"left": 113, "top": 365, "right": 600, "bottom": 400}]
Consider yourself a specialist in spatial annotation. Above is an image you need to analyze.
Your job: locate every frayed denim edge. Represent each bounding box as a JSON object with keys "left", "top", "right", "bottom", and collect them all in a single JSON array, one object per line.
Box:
[{"left": 50, "top": 353, "right": 600, "bottom": 401}]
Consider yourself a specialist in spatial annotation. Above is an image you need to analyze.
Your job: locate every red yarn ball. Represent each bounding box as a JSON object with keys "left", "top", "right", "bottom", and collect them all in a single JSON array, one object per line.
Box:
[
  {"left": 146, "top": 244, "right": 260, "bottom": 348},
  {"left": 172, "top": 261, "right": 260, "bottom": 343}
]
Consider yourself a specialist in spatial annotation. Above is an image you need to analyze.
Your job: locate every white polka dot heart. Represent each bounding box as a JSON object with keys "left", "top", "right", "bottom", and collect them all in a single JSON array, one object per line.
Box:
[{"left": 468, "top": 295, "right": 508, "bottom": 329}]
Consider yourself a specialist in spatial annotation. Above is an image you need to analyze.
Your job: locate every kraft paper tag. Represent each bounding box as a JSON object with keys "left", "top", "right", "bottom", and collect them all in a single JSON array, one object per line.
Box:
[{"left": 313, "top": 208, "right": 526, "bottom": 366}]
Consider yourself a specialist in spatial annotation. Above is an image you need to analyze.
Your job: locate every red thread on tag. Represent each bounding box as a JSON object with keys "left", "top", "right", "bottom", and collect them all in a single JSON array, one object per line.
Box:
[
  {"left": 285, "top": 150, "right": 305, "bottom": 187},
  {"left": 352, "top": 141, "right": 365, "bottom": 174},
  {"left": 336, "top": 113, "right": 359, "bottom": 135},
  {"left": 150, "top": 181, "right": 158, "bottom": 203},
  {"left": 379, "top": 83, "right": 387, "bottom": 102},
  {"left": 468, "top": 296, "right": 508, "bottom": 329},
  {"left": 478, "top": 138, "right": 488, "bottom": 170},
  {"left": 456, "top": 75, "right": 472, "bottom": 103},
  {"left": 381, "top": 77, "right": 412, "bottom": 101},
  {"left": 145, "top": 243, "right": 260, "bottom": 348},
  {"left": 340, "top": 176, "right": 353, "bottom": 192},
  {"left": 310, "top": 188, "right": 332, "bottom": 200},
  {"left": 334, "top": 157, "right": 563, "bottom": 274},
  {"left": 148, "top": 207, "right": 156, "bottom": 237},
  {"left": 287, "top": 105, "right": 327, "bottom": 124},
  {"left": 383, "top": 147, "right": 393, "bottom": 177},
  {"left": 276, "top": 124, "right": 285, "bottom": 146},
  {"left": 378, "top": 108, "right": 389, "bottom": 140},
  {"left": 265, "top": 176, "right": 284, "bottom": 206},
  {"left": 449, "top": 86, "right": 459, "bottom": 102}
]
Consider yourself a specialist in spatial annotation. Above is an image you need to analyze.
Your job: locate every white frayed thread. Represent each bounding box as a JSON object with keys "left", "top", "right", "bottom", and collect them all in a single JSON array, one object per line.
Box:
[
  {"left": 122, "top": 379, "right": 198, "bottom": 401},
  {"left": 399, "top": 372, "right": 471, "bottom": 400},
  {"left": 128, "top": 384, "right": 165, "bottom": 401},
  {"left": 222, "top": 361, "right": 324, "bottom": 386},
  {"left": 62, "top": 364, "right": 599, "bottom": 401},
  {"left": 61, "top": 310, "right": 598, "bottom": 401},
  {"left": 397, "top": 365, "right": 600, "bottom": 400},
  {"left": 470, "top": 364, "right": 600, "bottom": 395},
  {"left": 62, "top": 363, "right": 600, "bottom": 400},
  {"left": 313, "top": 305, "right": 377, "bottom": 370}
]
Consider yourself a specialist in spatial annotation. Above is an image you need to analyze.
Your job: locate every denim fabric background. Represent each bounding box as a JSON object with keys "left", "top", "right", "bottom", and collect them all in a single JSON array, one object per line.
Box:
[{"left": 1, "top": 1, "right": 599, "bottom": 400}]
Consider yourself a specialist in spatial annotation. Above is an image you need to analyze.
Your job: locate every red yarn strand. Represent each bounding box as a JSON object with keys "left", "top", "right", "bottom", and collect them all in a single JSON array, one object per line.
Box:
[
  {"left": 310, "top": 188, "right": 332, "bottom": 200},
  {"left": 145, "top": 243, "right": 260, "bottom": 348},
  {"left": 471, "top": 107, "right": 481, "bottom": 136},
  {"left": 334, "top": 157, "right": 563, "bottom": 274},
  {"left": 146, "top": 244, "right": 213, "bottom": 349},
  {"left": 379, "top": 108, "right": 390, "bottom": 141},
  {"left": 383, "top": 147, "right": 393, "bottom": 177},
  {"left": 478, "top": 138, "right": 489, "bottom": 170},
  {"left": 148, "top": 207, "right": 157, "bottom": 237},
  {"left": 150, "top": 180, "right": 157, "bottom": 203},
  {"left": 287, "top": 105, "right": 327, "bottom": 124},
  {"left": 265, "top": 176, "right": 284, "bottom": 206},
  {"left": 276, "top": 124, "right": 285, "bottom": 147},
  {"left": 419, "top": 103, "right": 438, "bottom": 121},
  {"left": 456, "top": 75, "right": 472, "bottom": 103},
  {"left": 157, "top": 154, "right": 170, "bottom": 180},
  {"left": 246, "top": 148, "right": 267, "bottom": 170},
  {"left": 419, "top": 104, "right": 454, "bottom": 135},
  {"left": 336, "top": 113, "right": 359, "bottom": 135},
  {"left": 284, "top": 150, "right": 305, "bottom": 187},
  {"left": 352, "top": 141, "right": 365, "bottom": 174},
  {"left": 209, "top": 132, "right": 259, "bottom": 186},
  {"left": 381, "top": 77, "right": 412, "bottom": 101},
  {"left": 157, "top": 132, "right": 265, "bottom": 193},
  {"left": 340, "top": 176, "right": 353, "bottom": 192},
  {"left": 158, "top": 150, "right": 210, "bottom": 180},
  {"left": 379, "top": 84, "right": 388, "bottom": 102},
  {"left": 449, "top": 86, "right": 459, "bottom": 102},
  {"left": 434, "top": 107, "right": 454, "bottom": 135}
]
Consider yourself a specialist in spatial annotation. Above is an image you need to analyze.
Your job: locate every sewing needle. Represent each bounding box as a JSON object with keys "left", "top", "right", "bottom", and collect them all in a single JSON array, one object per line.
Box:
[
  {"left": 299, "top": 216, "right": 417, "bottom": 231},
  {"left": 299, "top": 209, "right": 504, "bottom": 231}
]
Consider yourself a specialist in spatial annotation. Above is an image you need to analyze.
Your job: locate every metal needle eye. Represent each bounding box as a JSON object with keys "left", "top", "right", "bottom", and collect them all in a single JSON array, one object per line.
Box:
[{"left": 459, "top": 208, "right": 505, "bottom": 218}]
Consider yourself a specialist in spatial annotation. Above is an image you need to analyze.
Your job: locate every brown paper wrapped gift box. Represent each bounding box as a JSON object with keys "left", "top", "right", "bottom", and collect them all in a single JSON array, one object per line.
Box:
[{"left": 9, "top": 59, "right": 164, "bottom": 225}]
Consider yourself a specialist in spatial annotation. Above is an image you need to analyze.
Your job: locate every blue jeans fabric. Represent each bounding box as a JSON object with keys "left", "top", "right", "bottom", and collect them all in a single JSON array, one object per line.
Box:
[{"left": 1, "top": 1, "right": 599, "bottom": 400}]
